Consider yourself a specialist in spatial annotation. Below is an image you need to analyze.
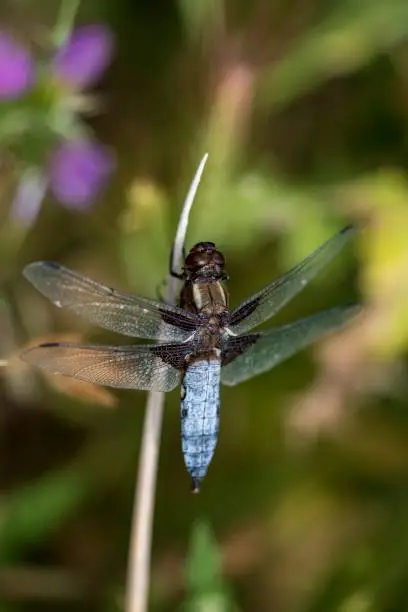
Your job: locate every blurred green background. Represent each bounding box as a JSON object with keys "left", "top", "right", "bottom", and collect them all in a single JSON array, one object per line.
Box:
[{"left": 3, "top": 0, "right": 408, "bottom": 610}]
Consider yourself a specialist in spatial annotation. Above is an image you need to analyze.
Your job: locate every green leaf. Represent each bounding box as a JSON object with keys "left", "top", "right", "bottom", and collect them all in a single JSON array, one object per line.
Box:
[
  {"left": 177, "top": 0, "right": 224, "bottom": 43},
  {"left": 52, "top": 0, "right": 81, "bottom": 48},
  {"left": 182, "top": 520, "right": 235, "bottom": 612},
  {"left": 258, "top": 0, "right": 408, "bottom": 111},
  {"left": 0, "top": 468, "right": 88, "bottom": 562}
]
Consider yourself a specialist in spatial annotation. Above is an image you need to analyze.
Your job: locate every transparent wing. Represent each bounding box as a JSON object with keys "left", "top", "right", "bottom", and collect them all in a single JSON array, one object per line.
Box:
[
  {"left": 221, "top": 305, "right": 360, "bottom": 386},
  {"left": 228, "top": 225, "right": 356, "bottom": 335},
  {"left": 21, "top": 341, "right": 191, "bottom": 391},
  {"left": 24, "top": 261, "right": 199, "bottom": 342}
]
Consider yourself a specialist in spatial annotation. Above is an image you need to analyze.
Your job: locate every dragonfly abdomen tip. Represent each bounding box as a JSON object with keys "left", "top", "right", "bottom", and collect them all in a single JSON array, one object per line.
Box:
[{"left": 191, "top": 478, "right": 201, "bottom": 494}]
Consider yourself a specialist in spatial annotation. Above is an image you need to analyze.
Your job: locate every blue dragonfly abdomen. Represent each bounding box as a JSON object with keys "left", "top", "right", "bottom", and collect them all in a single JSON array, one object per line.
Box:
[{"left": 181, "top": 358, "right": 221, "bottom": 492}]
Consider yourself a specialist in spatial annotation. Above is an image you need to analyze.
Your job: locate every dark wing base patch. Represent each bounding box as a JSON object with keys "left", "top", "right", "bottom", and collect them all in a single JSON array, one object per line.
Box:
[
  {"left": 150, "top": 342, "right": 193, "bottom": 369},
  {"left": 221, "top": 334, "right": 260, "bottom": 366}
]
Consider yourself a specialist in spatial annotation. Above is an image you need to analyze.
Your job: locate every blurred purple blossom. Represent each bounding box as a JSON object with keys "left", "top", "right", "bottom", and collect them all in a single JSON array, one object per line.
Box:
[
  {"left": 53, "top": 24, "right": 114, "bottom": 89},
  {"left": 49, "top": 23, "right": 115, "bottom": 208},
  {"left": 0, "top": 32, "right": 35, "bottom": 99},
  {"left": 0, "top": 24, "right": 115, "bottom": 215},
  {"left": 49, "top": 139, "right": 115, "bottom": 209}
]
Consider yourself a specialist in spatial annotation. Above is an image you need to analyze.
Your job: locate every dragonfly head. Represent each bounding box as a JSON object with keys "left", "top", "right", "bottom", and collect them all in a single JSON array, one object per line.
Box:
[{"left": 183, "top": 242, "right": 227, "bottom": 282}]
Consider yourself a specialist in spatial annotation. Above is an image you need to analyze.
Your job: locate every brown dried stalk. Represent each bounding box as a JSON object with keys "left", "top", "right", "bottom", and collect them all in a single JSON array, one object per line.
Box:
[{"left": 125, "top": 154, "right": 208, "bottom": 612}]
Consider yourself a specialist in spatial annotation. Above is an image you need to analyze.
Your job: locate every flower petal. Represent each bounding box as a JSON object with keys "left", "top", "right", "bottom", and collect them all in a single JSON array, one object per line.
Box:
[
  {"left": 49, "top": 139, "right": 115, "bottom": 209},
  {"left": 0, "top": 32, "right": 35, "bottom": 99},
  {"left": 53, "top": 24, "right": 114, "bottom": 89}
]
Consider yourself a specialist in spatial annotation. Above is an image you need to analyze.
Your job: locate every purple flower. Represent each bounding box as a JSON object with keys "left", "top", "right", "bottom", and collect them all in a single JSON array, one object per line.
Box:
[
  {"left": 53, "top": 24, "right": 114, "bottom": 89},
  {"left": 1, "top": 24, "right": 116, "bottom": 214},
  {"left": 49, "top": 139, "right": 115, "bottom": 209},
  {"left": 0, "top": 32, "right": 35, "bottom": 99},
  {"left": 49, "top": 24, "right": 115, "bottom": 208}
]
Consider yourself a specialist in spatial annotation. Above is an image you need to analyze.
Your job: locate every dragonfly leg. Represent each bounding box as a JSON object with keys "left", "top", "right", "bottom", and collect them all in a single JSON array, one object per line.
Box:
[{"left": 169, "top": 242, "right": 185, "bottom": 279}]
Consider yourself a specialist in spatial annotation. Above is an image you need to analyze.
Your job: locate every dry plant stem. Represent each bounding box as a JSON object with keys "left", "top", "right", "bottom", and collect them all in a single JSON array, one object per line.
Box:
[{"left": 125, "top": 154, "right": 209, "bottom": 612}]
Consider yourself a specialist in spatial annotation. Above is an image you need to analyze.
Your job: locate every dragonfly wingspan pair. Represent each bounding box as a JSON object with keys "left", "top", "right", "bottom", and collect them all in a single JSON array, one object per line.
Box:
[{"left": 22, "top": 225, "right": 358, "bottom": 491}]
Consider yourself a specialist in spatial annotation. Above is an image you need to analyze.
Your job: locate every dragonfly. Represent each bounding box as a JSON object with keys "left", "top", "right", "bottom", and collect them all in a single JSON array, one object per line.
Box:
[{"left": 22, "top": 225, "right": 358, "bottom": 492}]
